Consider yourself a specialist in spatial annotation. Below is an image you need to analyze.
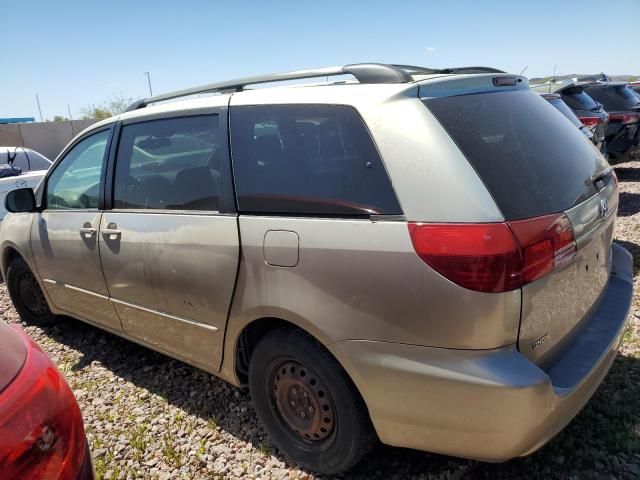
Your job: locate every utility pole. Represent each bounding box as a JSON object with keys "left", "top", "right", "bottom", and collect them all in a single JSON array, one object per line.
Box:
[
  {"left": 35, "top": 94, "right": 43, "bottom": 122},
  {"left": 552, "top": 64, "right": 558, "bottom": 81},
  {"left": 144, "top": 72, "right": 153, "bottom": 96},
  {"left": 67, "top": 104, "right": 73, "bottom": 121}
]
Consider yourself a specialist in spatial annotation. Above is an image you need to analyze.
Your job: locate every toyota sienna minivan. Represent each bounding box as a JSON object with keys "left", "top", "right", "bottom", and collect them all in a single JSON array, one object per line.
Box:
[{"left": 0, "top": 64, "right": 632, "bottom": 474}]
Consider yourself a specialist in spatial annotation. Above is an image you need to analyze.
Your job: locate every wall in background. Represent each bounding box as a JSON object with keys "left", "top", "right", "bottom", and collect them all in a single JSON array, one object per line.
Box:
[{"left": 0, "top": 119, "right": 99, "bottom": 160}]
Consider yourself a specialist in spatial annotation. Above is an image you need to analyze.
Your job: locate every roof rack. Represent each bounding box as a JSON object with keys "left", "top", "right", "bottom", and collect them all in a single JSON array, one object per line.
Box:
[
  {"left": 125, "top": 63, "right": 507, "bottom": 112},
  {"left": 125, "top": 63, "right": 413, "bottom": 112},
  {"left": 393, "top": 65, "right": 505, "bottom": 75}
]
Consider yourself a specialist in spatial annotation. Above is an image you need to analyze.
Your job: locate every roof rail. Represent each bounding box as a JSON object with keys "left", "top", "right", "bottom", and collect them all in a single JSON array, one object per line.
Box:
[
  {"left": 124, "top": 63, "right": 413, "bottom": 112},
  {"left": 392, "top": 65, "right": 505, "bottom": 75}
]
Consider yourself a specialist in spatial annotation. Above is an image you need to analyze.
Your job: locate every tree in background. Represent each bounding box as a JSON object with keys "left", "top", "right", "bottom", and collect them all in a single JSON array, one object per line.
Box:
[
  {"left": 52, "top": 115, "right": 69, "bottom": 121},
  {"left": 81, "top": 94, "right": 138, "bottom": 119}
]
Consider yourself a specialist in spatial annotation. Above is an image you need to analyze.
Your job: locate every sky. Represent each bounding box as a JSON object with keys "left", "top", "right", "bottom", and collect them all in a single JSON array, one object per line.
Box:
[{"left": 3, "top": 0, "right": 639, "bottom": 120}]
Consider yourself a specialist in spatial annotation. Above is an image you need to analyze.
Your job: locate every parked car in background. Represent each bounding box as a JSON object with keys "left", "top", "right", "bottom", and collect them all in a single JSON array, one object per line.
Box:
[
  {"left": 539, "top": 93, "right": 598, "bottom": 147},
  {"left": 0, "top": 147, "right": 51, "bottom": 222},
  {"left": 630, "top": 82, "right": 640, "bottom": 99},
  {"left": 583, "top": 82, "right": 640, "bottom": 162},
  {"left": 531, "top": 82, "right": 609, "bottom": 154},
  {"left": 0, "top": 321, "right": 93, "bottom": 479},
  {"left": 0, "top": 64, "right": 632, "bottom": 474}
]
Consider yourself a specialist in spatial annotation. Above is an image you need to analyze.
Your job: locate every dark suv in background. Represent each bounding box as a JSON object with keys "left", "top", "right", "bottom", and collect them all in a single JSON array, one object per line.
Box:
[
  {"left": 531, "top": 81, "right": 608, "bottom": 154},
  {"left": 540, "top": 93, "right": 599, "bottom": 148},
  {"left": 555, "top": 83, "right": 609, "bottom": 154},
  {"left": 584, "top": 82, "right": 640, "bottom": 162}
]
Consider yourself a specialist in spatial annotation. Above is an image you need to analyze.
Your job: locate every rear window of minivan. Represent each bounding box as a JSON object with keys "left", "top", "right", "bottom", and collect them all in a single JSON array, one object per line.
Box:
[{"left": 423, "top": 89, "right": 607, "bottom": 220}]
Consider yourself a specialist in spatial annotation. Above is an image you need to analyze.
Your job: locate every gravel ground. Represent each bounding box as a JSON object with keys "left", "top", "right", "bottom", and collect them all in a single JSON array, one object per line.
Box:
[{"left": 2, "top": 162, "right": 640, "bottom": 479}]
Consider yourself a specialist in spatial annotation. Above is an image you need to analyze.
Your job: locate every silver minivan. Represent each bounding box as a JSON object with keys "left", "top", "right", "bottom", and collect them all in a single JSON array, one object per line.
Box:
[{"left": 0, "top": 64, "right": 633, "bottom": 474}]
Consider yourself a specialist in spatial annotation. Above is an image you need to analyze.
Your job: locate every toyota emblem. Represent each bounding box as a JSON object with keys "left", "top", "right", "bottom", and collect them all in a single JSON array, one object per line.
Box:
[{"left": 598, "top": 198, "right": 609, "bottom": 220}]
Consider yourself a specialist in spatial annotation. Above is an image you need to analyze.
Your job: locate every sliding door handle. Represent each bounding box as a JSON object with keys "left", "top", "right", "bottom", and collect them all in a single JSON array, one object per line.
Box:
[
  {"left": 102, "top": 222, "right": 121, "bottom": 237},
  {"left": 79, "top": 227, "right": 97, "bottom": 235}
]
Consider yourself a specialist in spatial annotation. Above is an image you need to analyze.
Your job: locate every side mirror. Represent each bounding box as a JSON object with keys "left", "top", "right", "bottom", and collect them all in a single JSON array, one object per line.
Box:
[{"left": 5, "top": 188, "right": 36, "bottom": 213}]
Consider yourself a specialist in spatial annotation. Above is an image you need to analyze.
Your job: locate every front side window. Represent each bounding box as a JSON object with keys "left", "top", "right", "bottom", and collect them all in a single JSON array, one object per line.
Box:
[
  {"left": 113, "top": 115, "right": 222, "bottom": 211},
  {"left": 46, "top": 130, "right": 109, "bottom": 210},
  {"left": 230, "top": 104, "right": 401, "bottom": 216}
]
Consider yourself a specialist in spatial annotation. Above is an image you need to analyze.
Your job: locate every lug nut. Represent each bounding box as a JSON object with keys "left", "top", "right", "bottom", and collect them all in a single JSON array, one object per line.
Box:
[
  {"left": 300, "top": 412, "right": 306, "bottom": 418},
  {"left": 290, "top": 401, "right": 296, "bottom": 407}
]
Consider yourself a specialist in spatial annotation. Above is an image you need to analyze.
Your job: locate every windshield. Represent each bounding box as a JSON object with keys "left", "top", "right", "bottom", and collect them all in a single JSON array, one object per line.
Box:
[{"left": 423, "top": 89, "right": 607, "bottom": 220}]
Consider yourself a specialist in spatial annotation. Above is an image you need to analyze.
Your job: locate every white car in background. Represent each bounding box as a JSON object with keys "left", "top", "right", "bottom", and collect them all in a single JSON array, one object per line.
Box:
[{"left": 0, "top": 147, "right": 52, "bottom": 221}]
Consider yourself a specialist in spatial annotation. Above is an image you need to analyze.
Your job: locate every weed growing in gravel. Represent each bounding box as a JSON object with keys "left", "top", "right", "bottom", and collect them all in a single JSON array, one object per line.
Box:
[
  {"left": 163, "top": 432, "right": 183, "bottom": 467},
  {"left": 127, "top": 424, "right": 149, "bottom": 461}
]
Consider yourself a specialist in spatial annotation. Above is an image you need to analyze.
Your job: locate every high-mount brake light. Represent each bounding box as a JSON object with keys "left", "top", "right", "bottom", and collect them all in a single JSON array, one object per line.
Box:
[
  {"left": 493, "top": 76, "right": 517, "bottom": 87},
  {"left": 408, "top": 213, "right": 577, "bottom": 293}
]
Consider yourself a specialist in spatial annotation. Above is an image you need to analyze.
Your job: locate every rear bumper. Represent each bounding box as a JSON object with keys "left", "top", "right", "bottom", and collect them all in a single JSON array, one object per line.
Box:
[{"left": 329, "top": 243, "right": 633, "bottom": 461}]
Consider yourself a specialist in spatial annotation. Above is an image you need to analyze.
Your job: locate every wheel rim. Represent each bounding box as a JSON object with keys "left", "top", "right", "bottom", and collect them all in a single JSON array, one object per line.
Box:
[
  {"left": 17, "top": 271, "right": 48, "bottom": 317},
  {"left": 271, "top": 360, "right": 336, "bottom": 442}
]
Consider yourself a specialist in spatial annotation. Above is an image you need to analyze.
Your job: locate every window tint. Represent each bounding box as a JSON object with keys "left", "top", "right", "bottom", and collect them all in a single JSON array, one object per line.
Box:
[
  {"left": 1, "top": 149, "right": 51, "bottom": 172},
  {"left": 230, "top": 105, "right": 401, "bottom": 216},
  {"left": 46, "top": 130, "right": 109, "bottom": 209},
  {"left": 547, "top": 98, "right": 583, "bottom": 127},
  {"left": 424, "top": 90, "right": 607, "bottom": 220},
  {"left": 114, "top": 115, "right": 222, "bottom": 211},
  {"left": 585, "top": 84, "right": 640, "bottom": 111},
  {"left": 560, "top": 88, "right": 599, "bottom": 111}
]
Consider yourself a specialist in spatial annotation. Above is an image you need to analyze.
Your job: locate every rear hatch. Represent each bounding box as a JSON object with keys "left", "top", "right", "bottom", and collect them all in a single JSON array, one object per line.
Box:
[
  {"left": 0, "top": 321, "right": 27, "bottom": 393},
  {"left": 558, "top": 84, "right": 609, "bottom": 145},
  {"left": 585, "top": 83, "right": 640, "bottom": 137},
  {"left": 420, "top": 79, "right": 614, "bottom": 365}
]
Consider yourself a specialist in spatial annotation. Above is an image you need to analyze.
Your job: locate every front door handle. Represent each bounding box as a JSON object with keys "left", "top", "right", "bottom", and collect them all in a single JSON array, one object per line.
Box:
[{"left": 102, "top": 222, "right": 121, "bottom": 237}]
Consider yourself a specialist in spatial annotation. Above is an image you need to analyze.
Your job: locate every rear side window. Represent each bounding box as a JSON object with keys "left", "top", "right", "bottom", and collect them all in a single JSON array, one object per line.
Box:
[
  {"left": 560, "top": 88, "right": 599, "bottom": 111},
  {"left": 424, "top": 90, "right": 607, "bottom": 220},
  {"left": 114, "top": 115, "right": 224, "bottom": 211},
  {"left": 230, "top": 104, "right": 401, "bottom": 216}
]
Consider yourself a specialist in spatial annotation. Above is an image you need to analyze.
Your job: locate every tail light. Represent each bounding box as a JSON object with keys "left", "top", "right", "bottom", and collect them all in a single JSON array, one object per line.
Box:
[
  {"left": 408, "top": 213, "right": 577, "bottom": 293},
  {"left": 609, "top": 113, "right": 639, "bottom": 125},
  {"left": 578, "top": 116, "right": 600, "bottom": 133},
  {"left": 0, "top": 328, "right": 88, "bottom": 480}
]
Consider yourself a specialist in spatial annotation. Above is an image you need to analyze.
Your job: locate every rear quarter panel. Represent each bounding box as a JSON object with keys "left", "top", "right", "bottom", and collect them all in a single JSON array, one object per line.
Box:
[{"left": 221, "top": 216, "right": 521, "bottom": 383}]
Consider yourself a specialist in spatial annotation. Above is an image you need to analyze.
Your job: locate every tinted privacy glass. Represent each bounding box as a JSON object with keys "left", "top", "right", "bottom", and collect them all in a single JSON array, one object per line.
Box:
[
  {"left": 561, "top": 88, "right": 599, "bottom": 110},
  {"left": 585, "top": 85, "right": 640, "bottom": 111},
  {"left": 230, "top": 105, "right": 401, "bottom": 216},
  {"left": 547, "top": 98, "right": 583, "bottom": 127},
  {"left": 114, "top": 115, "right": 222, "bottom": 211},
  {"left": 424, "top": 90, "right": 607, "bottom": 220},
  {"left": 47, "top": 130, "right": 109, "bottom": 209}
]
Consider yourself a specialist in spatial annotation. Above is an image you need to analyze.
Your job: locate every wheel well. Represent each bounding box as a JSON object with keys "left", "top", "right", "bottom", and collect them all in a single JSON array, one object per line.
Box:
[
  {"left": 235, "top": 318, "right": 311, "bottom": 385},
  {"left": 2, "top": 247, "right": 21, "bottom": 274}
]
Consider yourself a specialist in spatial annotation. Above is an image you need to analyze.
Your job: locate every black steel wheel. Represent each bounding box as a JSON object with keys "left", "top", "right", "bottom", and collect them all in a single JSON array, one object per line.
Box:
[
  {"left": 6, "top": 257, "right": 56, "bottom": 326},
  {"left": 249, "top": 328, "right": 375, "bottom": 474}
]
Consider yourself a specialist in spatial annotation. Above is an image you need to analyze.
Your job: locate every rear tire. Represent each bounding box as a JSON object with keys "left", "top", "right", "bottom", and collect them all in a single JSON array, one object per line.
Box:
[
  {"left": 249, "top": 328, "right": 375, "bottom": 474},
  {"left": 6, "top": 257, "right": 56, "bottom": 326}
]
